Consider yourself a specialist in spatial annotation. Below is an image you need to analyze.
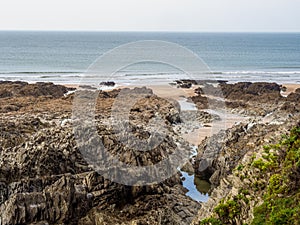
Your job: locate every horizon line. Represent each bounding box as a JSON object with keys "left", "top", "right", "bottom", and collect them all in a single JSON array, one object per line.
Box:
[{"left": 0, "top": 29, "right": 300, "bottom": 33}]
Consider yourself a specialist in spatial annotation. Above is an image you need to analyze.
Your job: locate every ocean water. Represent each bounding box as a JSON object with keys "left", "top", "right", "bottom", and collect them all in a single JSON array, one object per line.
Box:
[{"left": 0, "top": 31, "right": 300, "bottom": 84}]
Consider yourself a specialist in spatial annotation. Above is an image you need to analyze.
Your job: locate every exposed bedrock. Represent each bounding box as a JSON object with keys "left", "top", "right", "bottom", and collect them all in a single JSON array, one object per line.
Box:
[
  {"left": 193, "top": 122, "right": 280, "bottom": 186},
  {"left": 0, "top": 85, "right": 200, "bottom": 225}
]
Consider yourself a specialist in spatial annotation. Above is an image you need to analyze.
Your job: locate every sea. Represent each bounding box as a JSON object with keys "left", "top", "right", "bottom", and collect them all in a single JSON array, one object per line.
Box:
[{"left": 0, "top": 31, "right": 300, "bottom": 85}]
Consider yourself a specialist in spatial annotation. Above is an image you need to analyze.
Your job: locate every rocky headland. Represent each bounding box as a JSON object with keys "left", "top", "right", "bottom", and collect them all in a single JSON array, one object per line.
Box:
[{"left": 0, "top": 81, "right": 300, "bottom": 224}]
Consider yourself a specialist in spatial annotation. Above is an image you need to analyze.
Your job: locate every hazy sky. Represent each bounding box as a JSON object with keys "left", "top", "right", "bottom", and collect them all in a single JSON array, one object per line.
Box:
[{"left": 1, "top": 0, "right": 299, "bottom": 32}]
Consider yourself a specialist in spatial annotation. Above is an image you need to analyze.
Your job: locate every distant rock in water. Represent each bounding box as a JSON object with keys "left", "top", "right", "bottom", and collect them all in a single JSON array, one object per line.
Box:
[
  {"left": 99, "top": 81, "right": 115, "bottom": 86},
  {"left": 175, "top": 80, "right": 193, "bottom": 89}
]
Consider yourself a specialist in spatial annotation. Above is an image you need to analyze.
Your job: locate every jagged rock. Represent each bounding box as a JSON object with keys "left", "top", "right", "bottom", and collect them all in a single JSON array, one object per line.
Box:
[
  {"left": 281, "top": 90, "right": 300, "bottom": 113},
  {"left": 219, "top": 82, "right": 282, "bottom": 101},
  {"left": 176, "top": 80, "right": 196, "bottom": 89},
  {"left": 194, "top": 87, "right": 204, "bottom": 95},
  {"left": 0, "top": 89, "right": 13, "bottom": 98},
  {"left": 287, "top": 91, "right": 300, "bottom": 102},
  {"left": 192, "top": 117, "right": 300, "bottom": 225},
  {"left": 3, "top": 81, "right": 298, "bottom": 225},
  {"left": 189, "top": 95, "right": 209, "bottom": 109},
  {"left": 0, "top": 175, "right": 91, "bottom": 224},
  {"left": 1, "top": 104, "right": 20, "bottom": 112},
  {"left": 0, "top": 117, "right": 48, "bottom": 149},
  {"left": 0, "top": 84, "right": 200, "bottom": 225},
  {"left": 181, "top": 161, "right": 194, "bottom": 175},
  {"left": 194, "top": 122, "right": 280, "bottom": 185},
  {"left": 281, "top": 101, "right": 300, "bottom": 113},
  {"left": 191, "top": 82, "right": 289, "bottom": 116},
  {"left": 178, "top": 83, "right": 192, "bottom": 89},
  {"left": 225, "top": 101, "right": 248, "bottom": 109}
]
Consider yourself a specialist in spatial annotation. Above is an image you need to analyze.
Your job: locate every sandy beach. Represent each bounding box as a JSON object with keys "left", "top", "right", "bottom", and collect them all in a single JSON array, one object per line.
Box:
[{"left": 282, "top": 83, "right": 300, "bottom": 95}]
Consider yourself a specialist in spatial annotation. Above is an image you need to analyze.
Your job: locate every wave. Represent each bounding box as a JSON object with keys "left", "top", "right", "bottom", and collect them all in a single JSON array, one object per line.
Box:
[
  {"left": 210, "top": 71, "right": 300, "bottom": 76},
  {"left": 0, "top": 71, "right": 84, "bottom": 79},
  {"left": 123, "top": 71, "right": 183, "bottom": 77},
  {"left": 269, "top": 66, "right": 300, "bottom": 69},
  {"left": 1, "top": 70, "right": 300, "bottom": 85},
  {"left": 120, "top": 70, "right": 300, "bottom": 76},
  {"left": 0, "top": 71, "right": 80, "bottom": 75},
  {"left": 2, "top": 70, "right": 300, "bottom": 76}
]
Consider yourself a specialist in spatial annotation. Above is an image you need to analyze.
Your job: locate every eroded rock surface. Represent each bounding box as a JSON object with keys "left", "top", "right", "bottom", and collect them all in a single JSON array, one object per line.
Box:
[
  {"left": 0, "top": 83, "right": 200, "bottom": 225},
  {"left": 1, "top": 81, "right": 299, "bottom": 225}
]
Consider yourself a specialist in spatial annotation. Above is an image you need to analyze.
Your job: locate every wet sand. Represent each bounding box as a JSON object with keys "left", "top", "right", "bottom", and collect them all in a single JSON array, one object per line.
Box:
[
  {"left": 282, "top": 83, "right": 300, "bottom": 96},
  {"left": 185, "top": 112, "right": 249, "bottom": 146}
]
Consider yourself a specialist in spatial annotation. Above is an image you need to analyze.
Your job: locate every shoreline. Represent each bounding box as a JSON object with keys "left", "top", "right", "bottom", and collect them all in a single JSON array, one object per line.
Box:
[{"left": 64, "top": 82, "right": 300, "bottom": 93}]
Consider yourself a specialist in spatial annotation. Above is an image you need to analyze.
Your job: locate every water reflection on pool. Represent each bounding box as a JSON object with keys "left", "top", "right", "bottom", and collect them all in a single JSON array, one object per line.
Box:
[{"left": 180, "top": 170, "right": 211, "bottom": 202}]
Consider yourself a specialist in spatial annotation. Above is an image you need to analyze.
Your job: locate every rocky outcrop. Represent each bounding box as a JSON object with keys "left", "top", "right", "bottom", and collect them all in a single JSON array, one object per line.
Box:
[
  {"left": 219, "top": 82, "right": 282, "bottom": 101},
  {"left": 280, "top": 88, "right": 300, "bottom": 113},
  {"left": 0, "top": 117, "right": 48, "bottom": 149},
  {"left": 189, "top": 95, "right": 209, "bottom": 110},
  {"left": 0, "top": 126, "right": 90, "bottom": 183},
  {"left": 0, "top": 131, "right": 193, "bottom": 224},
  {"left": 0, "top": 81, "right": 73, "bottom": 98},
  {"left": 78, "top": 182, "right": 199, "bottom": 225},
  {"left": 0, "top": 84, "right": 200, "bottom": 225},
  {"left": 190, "top": 82, "right": 288, "bottom": 117},
  {"left": 2, "top": 81, "right": 299, "bottom": 224},
  {"left": 0, "top": 175, "right": 91, "bottom": 225},
  {"left": 192, "top": 115, "right": 300, "bottom": 224},
  {"left": 0, "top": 81, "right": 76, "bottom": 113},
  {"left": 194, "top": 122, "right": 281, "bottom": 185},
  {"left": 287, "top": 91, "right": 300, "bottom": 102}
]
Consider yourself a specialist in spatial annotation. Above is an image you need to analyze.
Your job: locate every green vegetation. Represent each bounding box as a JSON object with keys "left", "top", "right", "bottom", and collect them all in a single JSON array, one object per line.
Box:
[
  {"left": 199, "top": 126, "right": 300, "bottom": 225},
  {"left": 251, "top": 144, "right": 279, "bottom": 172},
  {"left": 236, "top": 164, "right": 244, "bottom": 171},
  {"left": 198, "top": 188, "right": 250, "bottom": 224},
  {"left": 252, "top": 126, "right": 300, "bottom": 225},
  {"left": 214, "top": 199, "right": 240, "bottom": 219}
]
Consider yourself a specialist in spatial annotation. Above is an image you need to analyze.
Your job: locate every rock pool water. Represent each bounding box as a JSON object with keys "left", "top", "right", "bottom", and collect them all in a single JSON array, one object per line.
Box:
[{"left": 181, "top": 171, "right": 210, "bottom": 202}]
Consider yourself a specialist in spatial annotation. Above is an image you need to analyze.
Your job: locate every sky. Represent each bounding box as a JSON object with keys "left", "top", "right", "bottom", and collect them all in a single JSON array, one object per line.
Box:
[{"left": 0, "top": 0, "right": 299, "bottom": 32}]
